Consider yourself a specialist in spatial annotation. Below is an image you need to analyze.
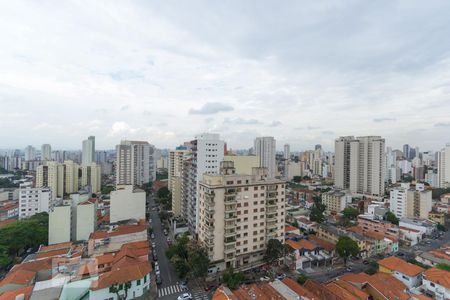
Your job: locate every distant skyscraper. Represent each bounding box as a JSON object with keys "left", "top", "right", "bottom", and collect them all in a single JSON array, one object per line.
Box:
[
  {"left": 334, "top": 136, "right": 386, "bottom": 197},
  {"left": 41, "top": 144, "right": 52, "bottom": 161},
  {"left": 24, "top": 145, "right": 36, "bottom": 161},
  {"left": 283, "top": 144, "right": 290, "bottom": 160},
  {"left": 115, "top": 141, "right": 155, "bottom": 186},
  {"left": 315, "top": 144, "right": 322, "bottom": 151},
  {"left": 403, "top": 144, "right": 410, "bottom": 160},
  {"left": 82, "top": 136, "right": 95, "bottom": 165},
  {"left": 254, "top": 137, "right": 276, "bottom": 178},
  {"left": 437, "top": 143, "right": 450, "bottom": 188}
]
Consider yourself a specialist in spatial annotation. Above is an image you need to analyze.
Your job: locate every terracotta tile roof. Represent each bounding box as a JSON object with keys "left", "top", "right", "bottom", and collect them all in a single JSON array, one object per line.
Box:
[
  {"left": 284, "top": 225, "right": 299, "bottom": 232},
  {"left": 257, "top": 283, "right": 284, "bottom": 299},
  {"left": 303, "top": 280, "right": 346, "bottom": 300},
  {"left": 211, "top": 286, "right": 238, "bottom": 300},
  {"left": 0, "top": 285, "right": 33, "bottom": 300},
  {"left": 327, "top": 280, "right": 369, "bottom": 300},
  {"left": 423, "top": 267, "right": 450, "bottom": 290},
  {"left": 281, "top": 277, "right": 316, "bottom": 299},
  {"left": 90, "top": 261, "right": 151, "bottom": 290},
  {"left": 378, "top": 256, "right": 425, "bottom": 277},
  {"left": 308, "top": 235, "right": 335, "bottom": 252},
  {"left": 286, "top": 239, "right": 317, "bottom": 251},
  {"left": 399, "top": 226, "right": 421, "bottom": 233},
  {"left": 368, "top": 272, "right": 409, "bottom": 300},
  {"left": 10, "top": 257, "right": 53, "bottom": 277},
  {"left": 0, "top": 203, "right": 18, "bottom": 211},
  {"left": 234, "top": 284, "right": 270, "bottom": 300},
  {"left": 0, "top": 270, "right": 35, "bottom": 287},
  {"left": 95, "top": 253, "right": 115, "bottom": 266},
  {"left": 35, "top": 248, "right": 69, "bottom": 259},
  {"left": 339, "top": 272, "right": 372, "bottom": 284},
  {"left": 79, "top": 198, "right": 97, "bottom": 205},
  {"left": 89, "top": 224, "right": 146, "bottom": 240},
  {"left": 38, "top": 242, "right": 72, "bottom": 253}
]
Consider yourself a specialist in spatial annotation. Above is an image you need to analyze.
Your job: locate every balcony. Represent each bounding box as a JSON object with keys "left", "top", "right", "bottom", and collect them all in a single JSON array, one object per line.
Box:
[
  {"left": 266, "top": 215, "right": 277, "bottom": 223},
  {"left": 266, "top": 191, "right": 277, "bottom": 199},
  {"left": 266, "top": 200, "right": 277, "bottom": 209},
  {"left": 225, "top": 213, "right": 237, "bottom": 221},
  {"left": 266, "top": 222, "right": 277, "bottom": 230},
  {"left": 225, "top": 195, "right": 237, "bottom": 204},
  {"left": 225, "top": 221, "right": 236, "bottom": 229},
  {"left": 224, "top": 230, "right": 236, "bottom": 238},
  {"left": 224, "top": 245, "right": 236, "bottom": 255},
  {"left": 205, "top": 205, "right": 215, "bottom": 214},
  {"left": 225, "top": 188, "right": 236, "bottom": 194},
  {"left": 224, "top": 204, "right": 236, "bottom": 213},
  {"left": 266, "top": 230, "right": 277, "bottom": 238}
]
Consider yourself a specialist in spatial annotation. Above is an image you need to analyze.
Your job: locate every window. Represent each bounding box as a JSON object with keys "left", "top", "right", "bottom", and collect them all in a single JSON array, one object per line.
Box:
[
  {"left": 253, "top": 201, "right": 258, "bottom": 205},
  {"left": 144, "top": 274, "right": 147, "bottom": 283},
  {"left": 244, "top": 187, "right": 249, "bottom": 191},
  {"left": 260, "top": 193, "right": 264, "bottom": 197},
  {"left": 137, "top": 279, "right": 141, "bottom": 285},
  {"left": 253, "top": 231, "right": 257, "bottom": 235},
  {"left": 244, "top": 210, "right": 248, "bottom": 214},
  {"left": 253, "top": 194, "right": 258, "bottom": 198},
  {"left": 254, "top": 187, "right": 258, "bottom": 191},
  {"left": 253, "top": 216, "right": 257, "bottom": 220},
  {"left": 253, "top": 209, "right": 257, "bottom": 213}
]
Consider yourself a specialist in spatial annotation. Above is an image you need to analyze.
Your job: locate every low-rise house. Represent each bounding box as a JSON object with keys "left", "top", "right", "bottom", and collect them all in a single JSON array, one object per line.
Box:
[
  {"left": 284, "top": 224, "right": 301, "bottom": 236},
  {"left": 285, "top": 238, "right": 332, "bottom": 270},
  {"left": 428, "top": 211, "right": 446, "bottom": 225},
  {"left": 295, "top": 216, "right": 316, "bottom": 232},
  {"left": 415, "top": 246, "right": 450, "bottom": 267},
  {"left": 0, "top": 202, "right": 19, "bottom": 221},
  {"left": 422, "top": 268, "right": 450, "bottom": 300},
  {"left": 378, "top": 256, "right": 425, "bottom": 289}
]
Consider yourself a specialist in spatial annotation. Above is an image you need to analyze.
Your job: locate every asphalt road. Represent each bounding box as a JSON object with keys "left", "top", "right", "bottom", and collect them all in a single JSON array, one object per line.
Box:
[{"left": 148, "top": 193, "right": 184, "bottom": 300}]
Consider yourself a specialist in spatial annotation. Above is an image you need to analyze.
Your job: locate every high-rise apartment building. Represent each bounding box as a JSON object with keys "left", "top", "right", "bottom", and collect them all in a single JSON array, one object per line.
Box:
[
  {"left": 81, "top": 162, "right": 102, "bottom": 194},
  {"left": 321, "top": 189, "right": 352, "bottom": 215},
  {"left": 437, "top": 144, "right": 450, "bottom": 188},
  {"left": 283, "top": 144, "right": 290, "bottom": 160},
  {"left": 334, "top": 136, "right": 386, "bottom": 197},
  {"left": 19, "top": 182, "right": 53, "bottom": 219},
  {"left": 390, "top": 183, "right": 432, "bottom": 220},
  {"left": 24, "top": 145, "right": 36, "bottom": 161},
  {"left": 82, "top": 136, "right": 95, "bottom": 165},
  {"left": 389, "top": 183, "right": 409, "bottom": 219},
  {"left": 254, "top": 137, "right": 276, "bottom": 178},
  {"left": 115, "top": 140, "right": 155, "bottom": 186},
  {"left": 36, "top": 160, "right": 80, "bottom": 199},
  {"left": 169, "top": 147, "right": 190, "bottom": 217},
  {"left": 41, "top": 144, "right": 52, "bottom": 161},
  {"left": 198, "top": 162, "right": 285, "bottom": 271},
  {"left": 183, "top": 133, "right": 225, "bottom": 233}
]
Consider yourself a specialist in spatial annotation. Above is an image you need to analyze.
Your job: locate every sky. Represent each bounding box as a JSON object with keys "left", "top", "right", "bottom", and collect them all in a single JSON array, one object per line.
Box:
[{"left": 1, "top": 1, "right": 450, "bottom": 152}]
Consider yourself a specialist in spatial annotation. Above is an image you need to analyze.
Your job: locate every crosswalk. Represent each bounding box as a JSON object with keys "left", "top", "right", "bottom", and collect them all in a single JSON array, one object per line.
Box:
[
  {"left": 157, "top": 284, "right": 184, "bottom": 298},
  {"left": 190, "top": 286, "right": 209, "bottom": 300}
]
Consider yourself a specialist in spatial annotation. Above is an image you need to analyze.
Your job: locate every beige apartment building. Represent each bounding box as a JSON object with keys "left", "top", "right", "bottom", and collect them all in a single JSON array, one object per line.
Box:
[
  {"left": 321, "top": 189, "right": 351, "bottom": 214},
  {"left": 36, "top": 160, "right": 80, "bottom": 199},
  {"left": 81, "top": 162, "right": 101, "bottom": 194},
  {"left": 223, "top": 154, "right": 260, "bottom": 175},
  {"left": 198, "top": 162, "right": 285, "bottom": 271},
  {"left": 169, "top": 148, "right": 190, "bottom": 217}
]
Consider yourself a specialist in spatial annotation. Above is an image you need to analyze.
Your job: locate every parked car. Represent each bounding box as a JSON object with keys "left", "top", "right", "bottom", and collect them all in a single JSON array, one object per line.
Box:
[
  {"left": 204, "top": 283, "right": 218, "bottom": 291},
  {"left": 177, "top": 293, "right": 193, "bottom": 300},
  {"left": 152, "top": 252, "right": 158, "bottom": 261},
  {"left": 167, "top": 237, "right": 172, "bottom": 245},
  {"left": 260, "top": 276, "right": 270, "bottom": 282},
  {"left": 179, "top": 280, "right": 188, "bottom": 290},
  {"left": 151, "top": 242, "right": 156, "bottom": 249},
  {"left": 156, "top": 274, "right": 162, "bottom": 285},
  {"left": 346, "top": 267, "right": 352, "bottom": 272},
  {"left": 275, "top": 273, "right": 286, "bottom": 280},
  {"left": 155, "top": 262, "right": 160, "bottom": 275},
  {"left": 151, "top": 233, "right": 155, "bottom": 239},
  {"left": 363, "top": 260, "right": 369, "bottom": 265},
  {"left": 163, "top": 229, "right": 168, "bottom": 236}
]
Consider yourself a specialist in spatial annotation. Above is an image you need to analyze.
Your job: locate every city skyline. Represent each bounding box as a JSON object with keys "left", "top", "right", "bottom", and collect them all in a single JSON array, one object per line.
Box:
[{"left": 1, "top": 1, "right": 450, "bottom": 150}]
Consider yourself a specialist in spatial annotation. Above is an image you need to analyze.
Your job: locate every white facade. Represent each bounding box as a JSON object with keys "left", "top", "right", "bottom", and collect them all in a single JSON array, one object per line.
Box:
[
  {"left": 169, "top": 148, "right": 190, "bottom": 217},
  {"left": 81, "top": 162, "right": 101, "bottom": 194},
  {"left": 49, "top": 205, "right": 71, "bottom": 245},
  {"left": 284, "top": 144, "right": 290, "bottom": 160},
  {"left": 334, "top": 136, "right": 386, "bottom": 196},
  {"left": 116, "top": 141, "right": 155, "bottom": 186},
  {"left": 41, "top": 144, "right": 52, "bottom": 161},
  {"left": 254, "top": 137, "right": 276, "bottom": 178},
  {"left": 423, "top": 269, "right": 450, "bottom": 300},
  {"left": 392, "top": 270, "right": 422, "bottom": 289},
  {"left": 89, "top": 274, "right": 150, "bottom": 300},
  {"left": 390, "top": 183, "right": 409, "bottom": 219},
  {"left": 110, "top": 185, "right": 146, "bottom": 223},
  {"left": 437, "top": 144, "right": 450, "bottom": 188},
  {"left": 82, "top": 136, "right": 95, "bottom": 166},
  {"left": 18, "top": 182, "right": 52, "bottom": 219},
  {"left": 76, "top": 201, "right": 97, "bottom": 241},
  {"left": 24, "top": 145, "right": 36, "bottom": 161}
]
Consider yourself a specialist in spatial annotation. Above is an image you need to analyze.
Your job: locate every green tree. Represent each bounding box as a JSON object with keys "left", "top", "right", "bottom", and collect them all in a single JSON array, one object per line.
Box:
[
  {"left": 335, "top": 236, "right": 359, "bottom": 265},
  {"left": 157, "top": 186, "right": 170, "bottom": 199},
  {"left": 0, "top": 245, "right": 12, "bottom": 268},
  {"left": 171, "top": 255, "right": 190, "bottom": 278},
  {"left": 222, "top": 268, "right": 245, "bottom": 290},
  {"left": 297, "top": 274, "right": 309, "bottom": 285},
  {"left": 293, "top": 176, "right": 302, "bottom": 183},
  {"left": 189, "top": 246, "right": 210, "bottom": 278},
  {"left": 385, "top": 212, "right": 399, "bottom": 225},
  {"left": 309, "top": 203, "right": 325, "bottom": 223},
  {"left": 264, "top": 239, "right": 284, "bottom": 264},
  {"left": 436, "top": 263, "right": 450, "bottom": 272},
  {"left": 101, "top": 185, "right": 115, "bottom": 195},
  {"left": 109, "top": 282, "right": 132, "bottom": 300},
  {"left": 342, "top": 207, "right": 359, "bottom": 220},
  {"left": 437, "top": 223, "right": 447, "bottom": 231}
]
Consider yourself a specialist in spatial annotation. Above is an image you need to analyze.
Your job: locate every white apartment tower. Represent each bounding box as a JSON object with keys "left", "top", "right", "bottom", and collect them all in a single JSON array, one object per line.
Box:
[
  {"left": 334, "top": 136, "right": 386, "bottom": 197},
  {"left": 185, "top": 133, "right": 225, "bottom": 233},
  {"left": 437, "top": 144, "right": 450, "bottom": 188},
  {"left": 41, "top": 144, "right": 52, "bottom": 161},
  {"left": 254, "top": 137, "right": 276, "bottom": 178},
  {"left": 81, "top": 162, "right": 102, "bottom": 194},
  {"left": 82, "top": 136, "right": 95, "bottom": 165},
  {"left": 19, "top": 182, "right": 53, "bottom": 219},
  {"left": 198, "top": 162, "right": 285, "bottom": 271},
  {"left": 24, "top": 145, "right": 36, "bottom": 161},
  {"left": 390, "top": 183, "right": 432, "bottom": 219},
  {"left": 115, "top": 140, "right": 155, "bottom": 186},
  {"left": 390, "top": 183, "right": 409, "bottom": 219},
  {"left": 284, "top": 144, "right": 290, "bottom": 160}
]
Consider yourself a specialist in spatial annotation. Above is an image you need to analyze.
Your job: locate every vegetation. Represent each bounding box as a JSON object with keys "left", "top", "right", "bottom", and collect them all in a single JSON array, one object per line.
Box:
[
  {"left": 335, "top": 236, "right": 359, "bottom": 265},
  {"left": 432, "top": 188, "right": 450, "bottom": 200},
  {"left": 309, "top": 196, "right": 326, "bottom": 223},
  {"left": 156, "top": 169, "right": 168, "bottom": 180},
  {"left": 297, "top": 274, "right": 309, "bottom": 285},
  {"left": 437, "top": 223, "right": 447, "bottom": 231},
  {"left": 402, "top": 175, "right": 415, "bottom": 183},
  {"left": 222, "top": 268, "right": 245, "bottom": 290},
  {"left": 364, "top": 261, "right": 378, "bottom": 275},
  {"left": 156, "top": 186, "right": 172, "bottom": 211},
  {"left": 0, "top": 213, "right": 48, "bottom": 269},
  {"left": 101, "top": 185, "right": 115, "bottom": 195},
  {"left": 385, "top": 211, "right": 399, "bottom": 225},
  {"left": 407, "top": 258, "right": 429, "bottom": 269},
  {"left": 342, "top": 207, "right": 359, "bottom": 220},
  {"left": 436, "top": 263, "right": 450, "bottom": 272},
  {"left": 292, "top": 176, "right": 311, "bottom": 183},
  {"left": 110, "top": 282, "right": 132, "bottom": 300},
  {"left": 264, "top": 239, "right": 285, "bottom": 264},
  {"left": 0, "top": 178, "right": 18, "bottom": 188},
  {"left": 166, "top": 234, "right": 209, "bottom": 279}
]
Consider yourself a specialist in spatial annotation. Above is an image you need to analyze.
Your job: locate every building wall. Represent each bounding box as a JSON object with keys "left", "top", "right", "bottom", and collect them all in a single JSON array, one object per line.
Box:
[
  {"left": 110, "top": 185, "right": 145, "bottom": 223},
  {"left": 89, "top": 275, "right": 150, "bottom": 300},
  {"left": 76, "top": 202, "right": 97, "bottom": 241},
  {"left": 19, "top": 184, "right": 52, "bottom": 219},
  {"left": 223, "top": 155, "right": 260, "bottom": 176},
  {"left": 49, "top": 205, "right": 71, "bottom": 245},
  {"left": 254, "top": 137, "right": 276, "bottom": 178},
  {"left": 423, "top": 278, "right": 450, "bottom": 300},
  {"left": 390, "top": 184, "right": 409, "bottom": 219}
]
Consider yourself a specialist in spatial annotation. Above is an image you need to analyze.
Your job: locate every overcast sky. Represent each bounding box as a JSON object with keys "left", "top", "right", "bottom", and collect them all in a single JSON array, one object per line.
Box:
[{"left": 1, "top": 1, "right": 450, "bottom": 151}]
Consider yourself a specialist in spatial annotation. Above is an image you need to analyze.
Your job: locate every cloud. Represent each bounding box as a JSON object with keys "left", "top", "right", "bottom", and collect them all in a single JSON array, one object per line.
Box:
[
  {"left": 224, "top": 117, "right": 262, "bottom": 125},
  {"left": 373, "top": 117, "right": 396, "bottom": 123},
  {"left": 109, "top": 70, "right": 144, "bottom": 81},
  {"left": 435, "top": 122, "right": 450, "bottom": 127},
  {"left": 108, "top": 122, "right": 140, "bottom": 137},
  {"left": 120, "top": 105, "right": 130, "bottom": 111},
  {"left": 269, "top": 120, "right": 282, "bottom": 127},
  {"left": 189, "top": 102, "right": 234, "bottom": 115}
]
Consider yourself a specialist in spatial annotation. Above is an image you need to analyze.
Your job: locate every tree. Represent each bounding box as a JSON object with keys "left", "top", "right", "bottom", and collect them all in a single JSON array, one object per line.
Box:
[
  {"left": 222, "top": 268, "right": 245, "bottom": 290},
  {"left": 297, "top": 274, "right": 309, "bottom": 285},
  {"left": 110, "top": 282, "right": 132, "bottom": 300},
  {"left": 157, "top": 186, "right": 170, "bottom": 199},
  {"left": 264, "top": 239, "right": 284, "bottom": 264},
  {"left": 335, "top": 236, "right": 359, "bottom": 265},
  {"left": 101, "top": 185, "right": 115, "bottom": 195},
  {"left": 293, "top": 176, "right": 302, "bottom": 183},
  {"left": 436, "top": 263, "right": 450, "bottom": 272},
  {"left": 189, "top": 246, "right": 209, "bottom": 278},
  {"left": 0, "top": 245, "right": 12, "bottom": 269},
  {"left": 437, "top": 223, "right": 447, "bottom": 232},
  {"left": 385, "top": 212, "right": 399, "bottom": 225},
  {"left": 309, "top": 204, "right": 325, "bottom": 223},
  {"left": 342, "top": 207, "right": 359, "bottom": 220},
  {"left": 171, "top": 256, "right": 190, "bottom": 278}
]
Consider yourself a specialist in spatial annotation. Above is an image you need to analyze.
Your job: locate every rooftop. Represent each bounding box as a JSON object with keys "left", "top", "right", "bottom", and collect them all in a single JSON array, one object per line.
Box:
[
  {"left": 423, "top": 267, "right": 450, "bottom": 290},
  {"left": 378, "top": 256, "right": 425, "bottom": 277}
]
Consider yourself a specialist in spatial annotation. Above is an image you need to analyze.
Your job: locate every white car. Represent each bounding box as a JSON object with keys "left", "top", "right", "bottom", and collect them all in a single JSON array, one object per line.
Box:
[
  {"left": 260, "top": 276, "right": 270, "bottom": 282},
  {"left": 155, "top": 262, "right": 160, "bottom": 274},
  {"left": 177, "top": 293, "right": 193, "bottom": 300}
]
